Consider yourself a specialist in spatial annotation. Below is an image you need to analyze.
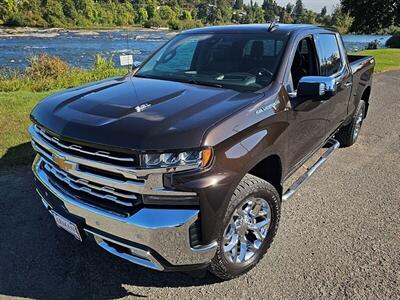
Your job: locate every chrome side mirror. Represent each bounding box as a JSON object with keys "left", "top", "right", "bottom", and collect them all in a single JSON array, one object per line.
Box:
[{"left": 297, "top": 76, "right": 337, "bottom": 101}]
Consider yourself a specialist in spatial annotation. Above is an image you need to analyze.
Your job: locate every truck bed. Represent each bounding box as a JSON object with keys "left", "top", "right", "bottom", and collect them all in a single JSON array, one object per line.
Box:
[{"left": 348, "top": 55, "right": 375, "bottom": 74}]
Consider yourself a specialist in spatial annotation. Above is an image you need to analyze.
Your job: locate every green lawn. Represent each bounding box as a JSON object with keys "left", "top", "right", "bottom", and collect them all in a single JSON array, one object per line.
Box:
[
  {"left": 1, "top": 48, "right": 399, "bottom": 169},
  {"left": 0, "top": 91, "right": 55, "bottom": 167},
  {"left": 354, "top": 49, "right": 400, "bottom": 73}
]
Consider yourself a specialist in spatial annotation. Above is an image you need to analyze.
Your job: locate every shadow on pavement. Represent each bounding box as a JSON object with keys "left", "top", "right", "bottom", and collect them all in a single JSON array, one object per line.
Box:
[{"left": 0, "top": 143, "right": 219, "bottom": 299}]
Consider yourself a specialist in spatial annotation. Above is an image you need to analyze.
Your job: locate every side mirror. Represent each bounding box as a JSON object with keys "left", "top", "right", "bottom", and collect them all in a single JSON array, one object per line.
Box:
[{"left": 297, "top": 76, "right": 337, "bottom": 101}]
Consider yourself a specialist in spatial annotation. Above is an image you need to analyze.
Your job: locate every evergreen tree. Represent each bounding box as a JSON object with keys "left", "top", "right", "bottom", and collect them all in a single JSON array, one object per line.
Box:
[
  {"left": 293, "top": 0, "right": 304, "bottom": 19},
  {"left": 234, "top": 0, "right": 243, "bottom": 10}
]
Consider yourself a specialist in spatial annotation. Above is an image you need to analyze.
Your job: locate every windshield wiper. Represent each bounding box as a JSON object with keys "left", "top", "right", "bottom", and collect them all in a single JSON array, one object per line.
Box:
[
  {"left": 182, "top": 79, "right": 224, "bottom": 89},
  {"left": 134, "top": 74, "right": 225, "bottom": 89}
]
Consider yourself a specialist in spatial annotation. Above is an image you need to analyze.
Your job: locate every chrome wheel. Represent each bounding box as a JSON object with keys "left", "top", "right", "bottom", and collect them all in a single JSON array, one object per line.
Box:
[
  {"left": 353, "top": 109, "right": 364, "bottom": 140},
  {"left": 222, "top": 197, "right": 271, "bottom": 264}
]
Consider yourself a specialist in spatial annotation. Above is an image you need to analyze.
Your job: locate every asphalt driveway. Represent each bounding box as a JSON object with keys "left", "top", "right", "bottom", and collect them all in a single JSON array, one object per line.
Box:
[{"left": 0, "top": 71, "right": 399, "bottom": 299}]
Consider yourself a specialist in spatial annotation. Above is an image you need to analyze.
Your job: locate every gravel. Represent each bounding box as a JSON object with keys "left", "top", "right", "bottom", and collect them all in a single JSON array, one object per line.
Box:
[{"left": 0, "top": 71, "right": 399, "bottom": 299}]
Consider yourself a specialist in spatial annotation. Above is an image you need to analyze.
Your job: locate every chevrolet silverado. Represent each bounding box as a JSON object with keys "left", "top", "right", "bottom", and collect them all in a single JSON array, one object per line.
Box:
[{"left": 29, "top": 24, "right": 375, "bottom": 280}]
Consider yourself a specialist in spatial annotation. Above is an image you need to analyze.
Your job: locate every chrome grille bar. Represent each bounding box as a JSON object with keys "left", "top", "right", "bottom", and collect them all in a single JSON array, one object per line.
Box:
[
  {"left": 43, "top": 161, "right": 135, "bottom": 207},
  {"left": 34, "top": 124, "right": 134, "bottom": 162},
  {"left": 43, "top": 160, "right": 137, "bottom": 202}
]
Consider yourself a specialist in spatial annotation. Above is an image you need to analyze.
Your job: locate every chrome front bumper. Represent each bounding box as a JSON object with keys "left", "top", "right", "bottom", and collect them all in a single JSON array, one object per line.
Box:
[{"left": 32, "top": 155, "right": 217, "bottom": 270}]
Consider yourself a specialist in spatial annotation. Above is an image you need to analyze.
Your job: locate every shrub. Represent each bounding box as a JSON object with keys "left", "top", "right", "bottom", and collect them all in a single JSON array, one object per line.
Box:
[
  {"left": 366, "top": 40, "right": 380, "bottom": 50},
  {"left": 26, "top": 54, "right": 70, "bottom": 79},
  {"left": 168, "top": 19, "right": 203, "bottom": 30},
  {"left": 143, "top": 17, "right": 167, "bottom": 28},
  {"left": 0, "top": 55, "right": 126, "bottom": 92},
  {"left": 386, "top": 31, "right": 400, "bottom": 48},
  {"left": 94, "top": 54, "right": 115, "bottom": 70}
]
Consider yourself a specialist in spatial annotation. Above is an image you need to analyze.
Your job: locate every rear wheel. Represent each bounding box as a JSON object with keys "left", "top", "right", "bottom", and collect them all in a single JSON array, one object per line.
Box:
[
  {"left": 209, "top": 174, "right": 280, "bottom": 280},
  {"left": 336, "top": 100, "right": 366, "bottom": 147}
]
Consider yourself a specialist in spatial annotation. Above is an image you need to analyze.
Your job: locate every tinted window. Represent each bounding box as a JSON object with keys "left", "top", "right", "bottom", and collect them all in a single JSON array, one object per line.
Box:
[
  {"left": 315, "top": 34, "right": 342, "bottom": 76},
  {"left": 243, "top": 39, "right": 284, "bottom": 56},
  {"left": 154, "top": 39, "right": 198, "bottom": 72},
  {"left": 136, "top": 33, "right": 288, "bottom": 92}
]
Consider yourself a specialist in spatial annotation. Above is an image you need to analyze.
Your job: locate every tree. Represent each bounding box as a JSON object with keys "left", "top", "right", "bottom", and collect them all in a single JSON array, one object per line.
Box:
[
  {"left": 0, "top": 0, "right": 17, "bottom": 24},
  {"left": 136, "top": 6, "right": 148, "bottom": 24},
  {"left": 316, "top": 6, "right": 328, "bottom": 24},
  {"left": 262, "top": 0, "right": 280, "bottom": 22},
  {"left": 320, "top": 6, "right": 327, "bottom": 17},
  {"left": 293, "top": 0, "right": 304, "bottom": 20},
  {"left": 285, "top": 3, "right": 293, "bottom": 14},
  {"left": 331, "top": 5, "right": 353, "bottom": 34},
  {"left": 43, "top": 0, "right": 67, "bottom": 27},
  {"left": 341, "top": 0, "right": 397, "bottom": 33},
  {"left": 301, "top": 10, "right": 317, "bottom": 24},
  {"left": 159, "top": 5, "right": 176, "bottom": 21},
  {"left": 234, "top": 0, "right": 243, "bottom": 10},
  {"left": 252, "top": 3, "right": 265, "bottom": 23},
  {"left": 181, "top": 10, "right": 192, "bottom": 20},
  {"left": 145, "top": 0, "right": 158, "bottom": 19}
]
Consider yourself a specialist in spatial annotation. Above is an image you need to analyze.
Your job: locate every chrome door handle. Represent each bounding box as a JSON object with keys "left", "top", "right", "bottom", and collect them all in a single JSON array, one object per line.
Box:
[{"left": 344, "top": 82, "right": 353, "bottom": 88}]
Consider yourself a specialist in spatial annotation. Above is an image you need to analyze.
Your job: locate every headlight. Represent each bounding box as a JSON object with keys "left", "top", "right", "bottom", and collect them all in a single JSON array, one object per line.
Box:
[{"left": 141, "top": 148, "right": 213, "bottom": 170}]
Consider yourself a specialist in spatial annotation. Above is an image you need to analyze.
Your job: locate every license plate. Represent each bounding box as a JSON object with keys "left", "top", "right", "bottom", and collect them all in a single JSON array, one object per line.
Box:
[{"left": 52, "top": 211, "right": 82, "bottom": 242}]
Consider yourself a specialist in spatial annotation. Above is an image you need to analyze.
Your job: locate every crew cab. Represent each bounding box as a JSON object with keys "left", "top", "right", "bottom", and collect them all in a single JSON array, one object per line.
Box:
[{"left": 29, "top": 24, "right": 374, "bottom": 279}]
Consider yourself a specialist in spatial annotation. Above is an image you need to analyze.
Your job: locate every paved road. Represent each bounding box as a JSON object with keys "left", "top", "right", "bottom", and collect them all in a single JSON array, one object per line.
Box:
[{"left": 0, "top": 71, "right": 399, "bottom": 299}]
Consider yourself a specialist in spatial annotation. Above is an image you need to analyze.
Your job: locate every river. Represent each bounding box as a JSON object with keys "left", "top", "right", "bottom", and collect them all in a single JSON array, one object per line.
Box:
[{"left": 0, "top": 29, "right": 391, "bottom": 71}]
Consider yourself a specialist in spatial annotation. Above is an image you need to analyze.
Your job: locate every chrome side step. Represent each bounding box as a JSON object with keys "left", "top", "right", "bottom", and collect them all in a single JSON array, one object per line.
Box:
[{"left": 282, "top": 139, "right": 340, "bottom": 201}]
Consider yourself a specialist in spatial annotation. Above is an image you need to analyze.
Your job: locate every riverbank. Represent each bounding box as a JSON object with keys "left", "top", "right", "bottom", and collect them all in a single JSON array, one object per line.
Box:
[{"left": 0, "top": 26, "right": 171, "bottom": 38}]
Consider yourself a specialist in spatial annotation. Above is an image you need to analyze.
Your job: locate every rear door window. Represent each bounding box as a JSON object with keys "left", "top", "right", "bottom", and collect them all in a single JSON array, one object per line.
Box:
[{"left": 315, "top": 34, "right": 343, "bottom": 76}]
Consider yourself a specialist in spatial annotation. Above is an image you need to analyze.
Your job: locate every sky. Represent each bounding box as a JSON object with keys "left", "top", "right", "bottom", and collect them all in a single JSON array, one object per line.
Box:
[{"left": 250, "top": 0, "right": 340, "bottom": 13}]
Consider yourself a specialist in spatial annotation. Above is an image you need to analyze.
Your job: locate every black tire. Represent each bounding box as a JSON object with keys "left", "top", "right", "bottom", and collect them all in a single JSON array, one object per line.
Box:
[
  {"left": 336, "top": 100, "right": 366, "bottom": 147},
  {"left": 209, "top": 174, "right": 281, "bottom": 280}
]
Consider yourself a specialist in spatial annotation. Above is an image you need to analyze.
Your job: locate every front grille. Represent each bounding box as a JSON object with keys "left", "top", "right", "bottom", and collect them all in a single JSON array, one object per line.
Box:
[
  {"left": 40, "top": 159, "right": 141, "bottom": 216},
  {"left": 34, "top": 124, "right": 139, "bottom": 168},
  {"left": 30, "top": 123, "right": 198, "bottom": 216}
]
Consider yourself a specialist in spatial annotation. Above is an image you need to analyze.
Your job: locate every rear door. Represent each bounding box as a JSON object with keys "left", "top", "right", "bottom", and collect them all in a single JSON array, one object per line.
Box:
[{"left": 314, "top": 33, "right": 352, "bottom": 136}]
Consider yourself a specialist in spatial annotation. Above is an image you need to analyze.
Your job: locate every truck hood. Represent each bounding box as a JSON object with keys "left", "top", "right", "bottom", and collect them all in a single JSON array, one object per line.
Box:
[{"left": 31, "top": 75, "right": 263, "bottom": 150}]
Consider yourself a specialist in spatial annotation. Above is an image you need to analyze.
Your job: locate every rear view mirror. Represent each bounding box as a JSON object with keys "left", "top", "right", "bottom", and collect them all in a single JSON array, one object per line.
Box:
[{"left": 297, "top": 76, "right": 337, "bottom": 101}]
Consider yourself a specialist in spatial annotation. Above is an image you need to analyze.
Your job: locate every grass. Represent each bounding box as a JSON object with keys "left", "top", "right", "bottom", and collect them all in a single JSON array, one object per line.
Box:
[
  {"left": 0, "top": 49, "right": 400, "bottom": 169},
  {"left": 0, "top": 90, "right": 54, "bottom": 167},
  {"left": 353, "top": 49, "right": 400, "bottom": 73}
]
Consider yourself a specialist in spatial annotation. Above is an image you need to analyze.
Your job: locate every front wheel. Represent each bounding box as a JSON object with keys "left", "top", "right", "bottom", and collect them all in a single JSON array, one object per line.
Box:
[
  {"left": 209, "top": 174, "right": 281, "bottom": 280},
  {"left": 336, "top": 100, "right": 366, "bottom": 147}
]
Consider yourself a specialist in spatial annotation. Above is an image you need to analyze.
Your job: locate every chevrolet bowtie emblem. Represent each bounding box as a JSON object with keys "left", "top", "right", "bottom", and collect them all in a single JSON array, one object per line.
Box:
[{"left": 52, "top": 154, "right": 74, "bottom": 171}]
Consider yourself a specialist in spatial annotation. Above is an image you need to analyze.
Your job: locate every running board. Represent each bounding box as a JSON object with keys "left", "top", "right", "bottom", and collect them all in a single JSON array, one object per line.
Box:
[{"left": 282, "top": 139, "right": 340, "bottom": 201}]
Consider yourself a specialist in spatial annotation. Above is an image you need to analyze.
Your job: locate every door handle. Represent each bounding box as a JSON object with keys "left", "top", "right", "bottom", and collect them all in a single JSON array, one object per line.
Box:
[{"left": 344, "top": 82, "right": 353, "bottom": 88}]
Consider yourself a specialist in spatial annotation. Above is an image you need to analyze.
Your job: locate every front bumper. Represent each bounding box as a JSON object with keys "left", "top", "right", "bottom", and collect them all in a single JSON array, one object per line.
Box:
[{"left": 32, "top": 155, "right": 217, "bottom": 271}]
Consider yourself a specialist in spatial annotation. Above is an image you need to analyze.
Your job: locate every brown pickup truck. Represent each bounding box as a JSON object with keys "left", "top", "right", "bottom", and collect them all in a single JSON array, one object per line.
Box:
[{"left": 30, "top": 24, "right": 374, "bottom": 280}]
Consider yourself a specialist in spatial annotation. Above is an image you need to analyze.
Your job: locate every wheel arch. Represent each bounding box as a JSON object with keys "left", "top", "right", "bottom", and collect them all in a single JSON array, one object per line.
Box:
[
  {"left": 361, "top": 86, "right": 371, "bottom": 117},
  {"left": 247, "top": 154, "right": 283, "bottom": 197}
]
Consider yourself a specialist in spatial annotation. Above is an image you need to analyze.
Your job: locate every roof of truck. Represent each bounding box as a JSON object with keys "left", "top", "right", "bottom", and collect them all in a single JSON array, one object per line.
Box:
[{"left": 182, "top": 24, "right": 335, "bottom": 35}]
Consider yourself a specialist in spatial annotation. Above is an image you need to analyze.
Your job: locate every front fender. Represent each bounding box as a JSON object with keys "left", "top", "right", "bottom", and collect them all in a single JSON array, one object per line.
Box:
[{"left": 170, "top": 116, "right": 288, "bottom": 244}]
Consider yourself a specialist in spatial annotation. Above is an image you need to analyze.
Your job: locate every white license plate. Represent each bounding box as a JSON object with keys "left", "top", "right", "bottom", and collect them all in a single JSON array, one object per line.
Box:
[{"left": 52, "top": 212, "right": 82, "bottom": 242}]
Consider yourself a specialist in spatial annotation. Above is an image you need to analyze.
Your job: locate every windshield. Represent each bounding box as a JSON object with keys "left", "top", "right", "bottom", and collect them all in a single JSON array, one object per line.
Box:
[{"left": 135, "top": 33, "right": 288, "bottom": 92}]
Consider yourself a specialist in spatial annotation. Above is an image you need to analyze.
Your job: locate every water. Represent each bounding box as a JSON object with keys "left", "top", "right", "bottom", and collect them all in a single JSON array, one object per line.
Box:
[
  {"left": 0, "top": 30, "right": 392, "bottom": 71},
  {"left": 342, "top": 34, "right": 391, "bottom": 52}
]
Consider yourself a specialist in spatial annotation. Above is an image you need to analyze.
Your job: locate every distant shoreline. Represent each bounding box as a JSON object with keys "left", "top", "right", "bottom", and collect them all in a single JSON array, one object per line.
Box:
[{"left": 0, "top": 26, "right": 172, "bottom": 38}]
